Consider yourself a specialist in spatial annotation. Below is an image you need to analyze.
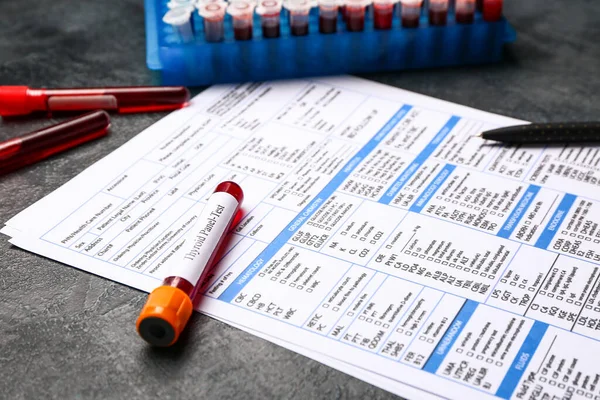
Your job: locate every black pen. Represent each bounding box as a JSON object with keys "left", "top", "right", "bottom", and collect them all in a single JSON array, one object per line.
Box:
[{"left": 478, "top": 122, "right": 600, "bottom": 144}]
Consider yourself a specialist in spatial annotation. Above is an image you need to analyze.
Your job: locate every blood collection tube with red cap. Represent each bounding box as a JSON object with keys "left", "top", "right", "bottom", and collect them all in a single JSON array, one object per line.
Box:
[
  {"left": 227, "top": 1, "right": 256, "bottom": 40},
  {"left": 198, "top": 1, "right": 227, "bottom": 42},
  {"left": 345, "top": 0, "right": 371, "bottom": 31},
  {"left": 284, "top": 0, "right": 312, "bottom": 36},
  {"left": 428, "top": 0, "right": 448, "bottom": 25},
  {"left": 0, "top": 111, "right": 110, "bottom": 175},
  {"left": 399, "top": 0, "right": 422, "bottom": 28},
  {"left": 482, "top": 0, "right": 502, "bottom": 21},
  {"left": 318, "top": 0, "right": 339, "bottom": 33},
  {"left": 136, "top": 181, "right": 244, "bottom": 347},
  {"left": 163, "top": 6, "right": 196, "bottom": 42},
  {"left": 256, "top": 0, "right": 283, "bottom": 38},
  {"left": 0, "top": 86, "right": 189, "bottom": 117},
  {"left": 373, "top": 0, "right": 397, "bottom": 30},
  {"left": 455, "top": 0, "right": 475, "bottom": 23}
]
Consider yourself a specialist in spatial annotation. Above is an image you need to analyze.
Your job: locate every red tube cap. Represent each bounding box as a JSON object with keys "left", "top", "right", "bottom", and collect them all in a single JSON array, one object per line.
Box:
[{"left": 0, "top": 86, "right": 30, "bottom": 117}]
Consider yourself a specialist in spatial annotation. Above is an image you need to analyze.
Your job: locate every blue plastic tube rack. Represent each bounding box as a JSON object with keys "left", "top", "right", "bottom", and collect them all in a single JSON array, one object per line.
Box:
[{"left": 145, "top": 0, "right": 516, "bottom": 86}]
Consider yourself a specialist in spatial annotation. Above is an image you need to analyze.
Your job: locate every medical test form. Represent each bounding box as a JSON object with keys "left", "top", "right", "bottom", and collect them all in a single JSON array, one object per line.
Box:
[{"left": 5, "top": 77, "right": 600, "bottom": 400}]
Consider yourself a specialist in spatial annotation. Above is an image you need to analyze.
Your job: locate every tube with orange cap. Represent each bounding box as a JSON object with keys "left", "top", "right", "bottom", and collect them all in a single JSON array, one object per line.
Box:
[{"left": 136, "top": 181, "right": 244, "bottom": 347}]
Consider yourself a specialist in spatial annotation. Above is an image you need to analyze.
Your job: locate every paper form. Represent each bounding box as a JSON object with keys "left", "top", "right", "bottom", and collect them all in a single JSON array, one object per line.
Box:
[{"left": 5, "top": 76, "right": 600, "bottom": 400}]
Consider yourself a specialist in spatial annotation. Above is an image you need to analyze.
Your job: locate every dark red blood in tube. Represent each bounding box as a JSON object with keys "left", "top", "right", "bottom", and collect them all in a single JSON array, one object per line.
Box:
[
  {"left": 0, "top": 86, "right": 190, "bottom": 116},
  {"left": 319, "top": 5, "right": 338, "bottom": 33},
  {"left": 402, "top": 13, "right": 419, "bottom": 27},
  {"left": 234, "top": 24, "right": 253, "bottom": 40},
  {"left": 482, "top": 0, "right": 502, "bottom": 21},
  {"left": 45, "top": 87, "right": 189, "bottom": 114},
  {"left": 456, "top": 9, "right": 474, "bottom": 23},
  {"left": 400, "top": 2, "right": 421, "bottom": 28},
  {"left": 291, "top": 23, "right": 309, "bottom": 35},
  {"left": 263, "top": 24, "right": 280, "bottom": 37},
  {"left": 289, "top": 11, "right": 309, "bottom": 36},
  {"left": 428, "top": 9, "right": 447, "bottom": 25},
  {"left": 0, "top": 111, "right": 110, "bottom": 175},
  {"left": 374, "top": 4, "right": 393, "bottom": 29},
  {"left": 215, "top": 181, "right": 244, "bottom": 204},
  {"left": 346, "top": 7, "right": 365, "bottom": 31},
  {"left": 319, "top": 15, "right": 337, "bottom": 33},
  {"left": 262, "top": 14, "right": 281, "bottom": 38}
]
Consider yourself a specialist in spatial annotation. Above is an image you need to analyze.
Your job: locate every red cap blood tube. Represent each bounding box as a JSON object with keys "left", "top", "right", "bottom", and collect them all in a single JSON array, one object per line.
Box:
[
  {"left": 256, "top": 0, "right": 283, "bottom": 38},
  {"left": 345, "top": 0, "right": 371, "bottom": 31},
  {"left": 284, "top": 0, "right": 312, "bottom": 36},
  {"left": 0, "top": 86, "right": 190, "bottom": 117},
  {"left": 373, "top": 0, "right": 397, "bottom": 30},
  {"left": 455, "top": 0, "right": 475, "bottom": 23},
  {"left": 198, "top": 1, "right": 227, "bottom": 42},
  {"left": 0, "top": 111, "right": 111, "bottom": 176},
  {"left": 482, "top": 0, "right": 502, "bottom": 22},
  {"left": 400, "top": 0, "right": 422, "bottom": 28},
  {"left": 163, "top": 6, "right": 196, "bottom": 43},
  {"left": 428, "top": 0, "right": 448, "bottom": 25},
  {"left": 227, "top": 1, "right": 256, "bottom": 40},
  {"left": 318, "top": 0, "right": 339, "bottom": 33}
]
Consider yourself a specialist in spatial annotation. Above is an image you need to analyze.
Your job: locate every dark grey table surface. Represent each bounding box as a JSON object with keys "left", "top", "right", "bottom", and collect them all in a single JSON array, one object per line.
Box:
[{"left": 1, "top": 0, "right": 599, "bottom": 399}]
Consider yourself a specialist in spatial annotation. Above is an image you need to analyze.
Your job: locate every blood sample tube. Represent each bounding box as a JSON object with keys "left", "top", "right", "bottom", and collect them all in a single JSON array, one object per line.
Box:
[
  {"left": 428, "top": 0, "right": 448, "bottom": 25},
  {"left": 227, "top": 1, "right": 256, "bottom": 40},
  {"left": 482, "top": 0, "right": 502, "bottom": 22},
  {"left": 0, "top": 86, "right": 190, "bottom": 116},
  {"left": 137, "top": 181, "right": 244, "bottom": 347},
  {"left": 455, "top": 0, "right": 475, "bottom": 23},
  {"left": 163, "top": 6, "right": 196, "bottom": 43},
  {"left": 345, "top": 0, "right": 371, "bottom": 31},
  {"left": 198, "top": 1, "right": 227, "bottom": 42},
  {"left": 0, "top": 111, "right": 111, "bottom": 175},
  {"left": 399, "top": 0, "right": 422, "bottom": 28},
  {"left": 284, "top": 0, "right": 312, "bottom": 36},
  {"left": 476, "top": 0, "right": 483, "bottom": 11},
  {"left": 373, "top": 0, "right": 396, "bottom": 30},
  {"left": 256, "top": 0, "right": 283, "bottom": 38},
  {"left": 318, "top": 0, "right": 339, "bottom": 33}
]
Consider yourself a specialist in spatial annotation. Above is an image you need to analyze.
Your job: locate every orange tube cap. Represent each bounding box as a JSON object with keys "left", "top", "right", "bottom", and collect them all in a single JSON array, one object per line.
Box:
[{"left": 136, "top": 286, "right": 193, "bottom": 347}]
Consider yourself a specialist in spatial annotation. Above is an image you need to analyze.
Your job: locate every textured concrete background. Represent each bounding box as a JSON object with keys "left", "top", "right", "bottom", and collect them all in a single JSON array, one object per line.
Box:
[{"left": 0, "top": 0, "right": 599, "bottom": 399}]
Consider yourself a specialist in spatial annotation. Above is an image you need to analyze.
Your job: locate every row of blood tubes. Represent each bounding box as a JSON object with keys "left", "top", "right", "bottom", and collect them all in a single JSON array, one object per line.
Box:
[{"left": 163, "top": 0, "right": 504, "bottom": 43}]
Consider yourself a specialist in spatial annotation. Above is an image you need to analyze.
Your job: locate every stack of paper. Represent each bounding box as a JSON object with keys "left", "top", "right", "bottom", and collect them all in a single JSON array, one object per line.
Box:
[{"left": 5, "top": 77, "right": 600, "bottom": 400}]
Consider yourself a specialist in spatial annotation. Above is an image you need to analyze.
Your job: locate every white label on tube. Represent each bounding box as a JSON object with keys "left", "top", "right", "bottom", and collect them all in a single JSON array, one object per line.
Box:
[{"left": 171, "top": 191, "right": 238, "bottom": 284}]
